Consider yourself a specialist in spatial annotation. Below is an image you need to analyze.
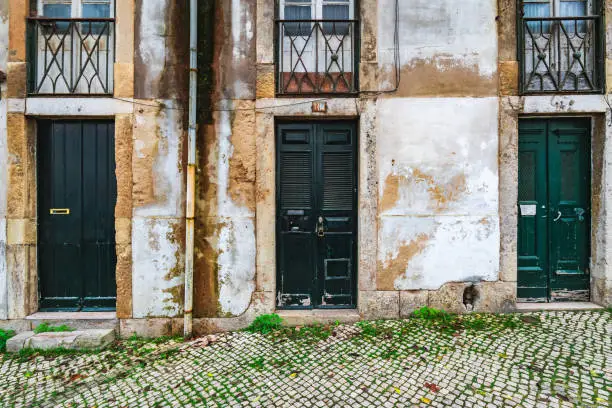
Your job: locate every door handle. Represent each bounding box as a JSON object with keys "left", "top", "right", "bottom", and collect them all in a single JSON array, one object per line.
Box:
[
  {"left": 50, "top": 208, "right": 70, "bottom": 215},
  {"left": 553, "top": 211, "right": 562, "bottom": 222},
  {"left": 316, "top": 216, "right": 325, "bottom": 238}
]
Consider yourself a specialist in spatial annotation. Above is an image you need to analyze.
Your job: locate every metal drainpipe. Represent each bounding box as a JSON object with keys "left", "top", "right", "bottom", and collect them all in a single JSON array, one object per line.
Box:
[{"left": 184, "top": 0, "right": 198, "bottom": 338}]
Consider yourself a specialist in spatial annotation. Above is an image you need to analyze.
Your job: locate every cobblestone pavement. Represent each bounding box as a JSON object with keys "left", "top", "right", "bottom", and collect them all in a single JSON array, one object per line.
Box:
[{"left": 0, "top": 311, "right": 610, "bottom": 407}]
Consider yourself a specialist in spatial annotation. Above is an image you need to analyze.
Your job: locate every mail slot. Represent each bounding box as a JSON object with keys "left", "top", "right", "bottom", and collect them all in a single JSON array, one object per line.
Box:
[{"left": 49, "top": 208, "right": 70, "bottom": 215}]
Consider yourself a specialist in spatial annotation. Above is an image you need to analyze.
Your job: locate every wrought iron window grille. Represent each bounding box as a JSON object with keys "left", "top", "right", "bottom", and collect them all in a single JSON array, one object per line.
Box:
[
  {"left": 276, "top": 19, "right": 358, "bottom": 95},
  {"left": 27, "top": 17, "right": 115, "bottom": 95},
  {"left": 519, "top": 14, "right": 604, "bottom": 94}
]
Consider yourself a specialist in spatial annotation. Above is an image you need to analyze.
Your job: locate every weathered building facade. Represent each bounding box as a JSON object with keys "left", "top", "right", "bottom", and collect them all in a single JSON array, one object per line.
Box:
[{"left": 1, "top": 0, "right": 611, "bottom": 336}]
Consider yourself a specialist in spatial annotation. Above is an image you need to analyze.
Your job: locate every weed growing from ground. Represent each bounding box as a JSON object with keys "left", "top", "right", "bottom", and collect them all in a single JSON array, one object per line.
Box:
[
  {"left": 15, "top": 347, "right": 100, "bottom": 362},
  {"left": 0, "top": 328, "right": 15, "bottom": 352},
  {"left": 413, "top": 306, "right": 453, "bottom": 323},
  {"left": 246, "top": 314, "right": 284, "bottom": 334},
  {"left": 249, "top": 356, "right": 265, "bottom": 370},
  {"left": 34, "top": 323, "right": 74, "bottom": 334}
]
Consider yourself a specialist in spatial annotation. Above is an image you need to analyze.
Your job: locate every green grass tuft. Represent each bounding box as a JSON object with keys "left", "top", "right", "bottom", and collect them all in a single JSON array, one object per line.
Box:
[
  {"left": 412, "top": 306, "right": 454, "bottom": 322},
  {"left": 34, "top": 323, "right": 74, "bottom": 334},
  {"left": 0, "top": 328, "right": 16, "bottom": 352},
  {"left": 246, "top": 314, "right": 284, "bottom": 334}
]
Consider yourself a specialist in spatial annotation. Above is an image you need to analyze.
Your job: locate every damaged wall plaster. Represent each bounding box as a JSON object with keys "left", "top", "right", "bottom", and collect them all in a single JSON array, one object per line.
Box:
[
  {"left": 194, "top": 0, "right": 258, "bottom": 318},
  {"left": 215, "top": 108, "right": 256, "bottom": 316},
  {"left": 377, "top": 0, "right": 498, "bottom": 96},
  {"left": 377, "top": 98, "right": 500, "bottom": 291},
  {"left": 131, "top": 0, "right": 187, "bottom": 318},
  {"left": 0, "top": 0, "right": 8, "bottom": 320},
  {"left": 131, "top": 103, "right": 186, "bottom": 318}
]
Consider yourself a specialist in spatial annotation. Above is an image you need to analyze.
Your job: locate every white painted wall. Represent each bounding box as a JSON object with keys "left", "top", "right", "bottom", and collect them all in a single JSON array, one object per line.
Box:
[
  {"left": 0, "top": 0, "right": 9, "bottom": 320},
  {"left": 377, "top": 98, "right": 500, "bottom": 290}
]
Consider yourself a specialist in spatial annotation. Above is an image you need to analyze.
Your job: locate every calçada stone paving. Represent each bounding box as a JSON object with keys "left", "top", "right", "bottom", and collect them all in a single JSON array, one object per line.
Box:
[{"left": 0, "top": 310, "right": 610, "bottom": 407}]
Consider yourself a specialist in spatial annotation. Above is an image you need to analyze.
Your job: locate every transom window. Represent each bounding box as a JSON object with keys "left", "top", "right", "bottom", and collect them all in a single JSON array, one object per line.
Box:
[
  {"left": 280, "top": 0, "right": 354, "bottom": 21},
  {"left": 38, "top": 0, "right": 113, "bottom": 18},
  {"left": 523, "top": 0, "right": 589, "bottom": 18}
]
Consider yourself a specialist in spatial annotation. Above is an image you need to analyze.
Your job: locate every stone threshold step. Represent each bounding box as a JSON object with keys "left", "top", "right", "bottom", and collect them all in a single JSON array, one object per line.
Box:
[
  {"left": 25, "top": 312, "right": 119, "bottom": 331},
  {"left": 277, "top": 309, "right": 361, "bottom": 326},
  {"left": 516, "top": 302, "right": 604, "bottom": 312},
  {"left": 6, "top": 329, "right": 115, "bottom": 353},
  {"left": 26, "top": 312, "right": 117, "bottom": 320}
]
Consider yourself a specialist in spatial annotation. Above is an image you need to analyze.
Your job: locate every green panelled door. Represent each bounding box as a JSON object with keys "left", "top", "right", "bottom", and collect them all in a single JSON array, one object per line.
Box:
[
  {"left": 38, "top": 120, "right": 117, "bottom": 311},
  {"left": 518, "top": 118, "right": 590, "bottom": 302},
  {"left": 277, "top": 122, "right": 357, "bottom": 309}
]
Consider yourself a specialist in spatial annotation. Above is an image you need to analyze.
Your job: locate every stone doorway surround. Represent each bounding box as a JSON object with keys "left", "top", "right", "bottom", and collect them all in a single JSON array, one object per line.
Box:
[
  {"left": 3, "top": 100, "right": 134, "bottom": 321},
  {"left": 1, "top": 0, "right": 136, "bottom": 324},
  {"left": 499, "top": 95, "right": 612, "bottom": 307}
]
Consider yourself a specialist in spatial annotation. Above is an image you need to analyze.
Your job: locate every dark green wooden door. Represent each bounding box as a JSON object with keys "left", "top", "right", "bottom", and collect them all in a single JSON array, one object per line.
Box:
[
  {"left": 277, "top": 122, "right": 357, "bottom": 309},
  {"left": 38, "top": 120, "right": 117, "bottom": 311},
  {"left": 518, "top": 118, "right": 590, "bottom": 302}
]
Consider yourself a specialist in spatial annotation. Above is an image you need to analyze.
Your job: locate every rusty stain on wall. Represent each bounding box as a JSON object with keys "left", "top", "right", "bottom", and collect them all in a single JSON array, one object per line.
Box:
[
  {"left": 194, "top": 124, "right": 220, "bottom": 318},
  {"left": 228, "top": 104, "right": 256, "bottom": 213},
  {"left": 381, "top": 168, "right": 468, "bottom": 213},
  {"left": 378, "top": 233, "right": 431, "bottom": 290},
  {"left": 134, "top": 0, "right": 189, "bottom": 100},
  {"left": 395, "top": 57, "right": 498, "bottom": 97}
]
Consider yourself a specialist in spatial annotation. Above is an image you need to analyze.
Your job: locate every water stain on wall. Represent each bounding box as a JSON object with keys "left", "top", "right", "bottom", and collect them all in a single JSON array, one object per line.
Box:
[
  {"left": 381, "top": 168, "right": 468, "bottom": 213},
  {"left": 392, "top": 57, "right": 497, "bottom": 97},
  {"left": 378, "top": 233, "right": 431, "bottom": 290}
]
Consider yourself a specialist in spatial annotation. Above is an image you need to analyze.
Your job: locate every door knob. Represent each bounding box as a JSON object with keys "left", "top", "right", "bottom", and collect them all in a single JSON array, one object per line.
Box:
[
  {"left": 553, "top": 211, "right": 562, "bottom": 222},
  {"left": 316, "top": 216, "right": 325, "bottom": 237}
]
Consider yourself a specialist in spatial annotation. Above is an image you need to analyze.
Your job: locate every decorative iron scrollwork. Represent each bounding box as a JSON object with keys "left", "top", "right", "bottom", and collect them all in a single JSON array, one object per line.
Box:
[
  {"left": 520, "top": 16, "right": 603, "bottom": 93},
  {"left": 276, "top": 20, "right": 358, "bottom": 95},
  {"left": 28, "top": 18, "right": 115, "bottom": 95}
]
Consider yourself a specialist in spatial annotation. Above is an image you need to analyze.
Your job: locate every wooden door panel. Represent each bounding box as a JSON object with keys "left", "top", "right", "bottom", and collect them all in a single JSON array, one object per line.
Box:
[
  {"left": 548, "top": 121, "right": 590, "bottom": 301},
  {"left": 518, "top": 120, "right": 549, "bottom": 301},
  {"left": 317, "top": 124, "right": 357, "bottom": 307},
  {"left": 38, "top": 120, "right": 117, "bottom": 311},
  {"left": 277, "top": 121, "right": 357, "bottom": 309}
]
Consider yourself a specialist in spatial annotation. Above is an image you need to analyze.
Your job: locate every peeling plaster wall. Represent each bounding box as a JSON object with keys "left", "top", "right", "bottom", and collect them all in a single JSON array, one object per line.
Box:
[
  {"left": 0, "top": 0, "right": 8, "bottom": 320},
  {"left": 215, "top": 108, "right": 256, "bottom": 316},
  {"left": 131, "top": 104, "right": 186, "bottom": 318},
  {"left": 194, "top": 0, "right": 257, "bottom": 318},
  {"left": 377, "top": 98, "right": 500, "bottom": 291},
  {"left": 377, "top": 0, "right": 498, "bottom": 96},
  {"left": 131, "top": 0, "right": 188, "bottom": 318}
]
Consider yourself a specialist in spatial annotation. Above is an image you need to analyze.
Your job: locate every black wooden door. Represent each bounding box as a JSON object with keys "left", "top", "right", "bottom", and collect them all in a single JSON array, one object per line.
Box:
[
  {"left": 38, "top": 120, "right": 117, "bottom": 311},
  {"left": 277, "top": 122, "right": 357, "bottom": 309}
]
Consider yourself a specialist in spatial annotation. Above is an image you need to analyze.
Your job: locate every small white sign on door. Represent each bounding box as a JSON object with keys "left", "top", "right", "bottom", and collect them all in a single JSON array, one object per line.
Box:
[{"left": 520, "top": 204, "right": 537, "bottom": 216}]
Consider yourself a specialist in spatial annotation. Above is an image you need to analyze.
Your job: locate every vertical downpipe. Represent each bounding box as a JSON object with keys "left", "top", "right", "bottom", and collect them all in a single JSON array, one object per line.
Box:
[{"left": 184, "top": 0, "right": 198, "bottom": 338}]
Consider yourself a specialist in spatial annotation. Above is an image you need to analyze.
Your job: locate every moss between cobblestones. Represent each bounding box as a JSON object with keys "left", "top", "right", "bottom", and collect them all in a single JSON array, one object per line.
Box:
[{"left": 0, "top": 311, "right": 610, "bottom": 407}]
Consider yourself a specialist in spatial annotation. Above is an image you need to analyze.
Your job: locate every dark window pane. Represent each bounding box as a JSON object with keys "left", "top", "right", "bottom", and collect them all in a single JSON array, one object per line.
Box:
[
  {"left": 42, "top": 4, "right": 71, "bottom": 32},
  {"left": 559, "top": 1, "right": 586, "bottom": 17},
  {"left": 323, "top": 4, "right": 349, "bottom": 35},
  {"left": 524, "top": 3, "right": 551, "bottom": 33},
  {"left": 83, "top": 4, "right": 110, "bottom": 18},
  {"left": 284, "top": 5, "right": 312, "bottom": 36},
  {"left": 43, "top": 4, "right": 71, "bottom": 18},
  {"left": 560, "top": 1, "right": 586, "bottom": 32},
  {"left": 82, "top": 4, "right": 111, "bottom": 35}
]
